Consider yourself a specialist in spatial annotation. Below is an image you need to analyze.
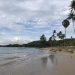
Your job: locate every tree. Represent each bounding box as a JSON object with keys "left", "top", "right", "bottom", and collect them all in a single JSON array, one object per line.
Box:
[
  {"left": 62, "top": 0, "right": 75, "bottom": 33},
  {"left": 49, "top": 30, "right": 57, "bottom": 47},
  {"left": 48, "top": 36, "right": 53, "bottom": 47},
  {"left": 52, "top": 30, "right": 56, "bottom": 41},
  {"left": 40, "top": 34, "right": 46, "bottom": 42},
  {"left": 57, "top": 31, "right": 65, "bottom": 40},
  {"left": 62, "top": 0, "right": 75, "bottom": 37},
  {"left": 49, "top": 36, "right": 52, "bottom": 42},
  {"left": 62, "top": 19, "right": 70, "bottom": 39},
  {"left": 40, "top": 34, "right": 47, "bottom": 47},
  {"left": 53, "top": 30, "right": 56, "bottom": 34},
  {"left": 57, "top": 31, "right": 65, "bottom": 46},
  {"left": 70, "top": 0, "right": 75, "bottom": 32},
  {"left": 71, "top": 0, "right": 75, "bottom": 10}
]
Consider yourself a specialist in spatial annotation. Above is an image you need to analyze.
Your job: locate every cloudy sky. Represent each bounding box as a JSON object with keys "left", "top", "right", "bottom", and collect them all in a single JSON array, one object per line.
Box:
[{"left": 0, "top": 0, "right": 74, "bottom": 45}]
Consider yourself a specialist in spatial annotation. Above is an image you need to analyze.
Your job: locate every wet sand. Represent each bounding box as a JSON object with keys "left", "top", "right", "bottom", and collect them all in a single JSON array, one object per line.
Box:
[{"left": 0, "top": 51, "right": 75, "bottom": 75}]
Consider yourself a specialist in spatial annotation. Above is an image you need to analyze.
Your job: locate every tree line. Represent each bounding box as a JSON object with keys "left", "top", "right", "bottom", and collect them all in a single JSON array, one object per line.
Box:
[
  {"left": 24, "top": 30, "right": 75, "bottom": 48},
  {"left": 1, "top": 30, "right": 75, "bottom": 47},
  {"left": 40, "top": 30, "right": 65, "bottom": 47}
]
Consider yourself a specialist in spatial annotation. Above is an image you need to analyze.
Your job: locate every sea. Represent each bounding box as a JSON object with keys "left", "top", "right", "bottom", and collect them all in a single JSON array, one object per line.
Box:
[{"left": 0, "top": 47, "right": 49, "bottom": 65}]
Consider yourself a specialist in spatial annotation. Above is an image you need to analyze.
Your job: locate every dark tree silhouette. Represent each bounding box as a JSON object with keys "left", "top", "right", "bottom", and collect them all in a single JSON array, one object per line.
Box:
[
  {"left": 40, "top": 34, "right": 47, "bottom": 47},
  {"left": 71, "top": 0, "right": 75, "bottom": 10},
  {"left": 40, "top": 34, "right": 46, "bottom": 42},
  {"left": 62, "top": 0, "right": 75, "bottom": 37},
  {"left": 52, "top": 30, "right": 56, "bottom": 41},
  {"left": 49, "top": 36, "right": 52, "bottom": 42},
  {"left": 57, "top": 31, "right": 65, "bottom": 40},
  {"left": 62, "top": 19, "right": 70, "bottom": 39},
  {"left": 70, "top": 0, "right": 75, "bottom": 32},
  {"left": 49, "top": 30, "right": 57, "bottom": 47}
]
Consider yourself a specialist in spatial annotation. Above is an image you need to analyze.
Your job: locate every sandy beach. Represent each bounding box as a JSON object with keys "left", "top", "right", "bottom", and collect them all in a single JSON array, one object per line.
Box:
[{"left": 0, "top": 47, "right": 75, "bottom": 75}]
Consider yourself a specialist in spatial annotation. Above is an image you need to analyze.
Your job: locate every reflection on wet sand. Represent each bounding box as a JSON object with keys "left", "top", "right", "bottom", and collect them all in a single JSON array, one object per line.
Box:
[
  {"left": 41, "top": 56, "right": 48, "bottom": 64},
  {"left": 49, "top": 52, "right": 57, "bottom": 65},
  {"left": 49, "top": 54, "right": 55, "bottom": 63},
  {"left": 41, "top": 52, "right": 57, "bottom": 68}
]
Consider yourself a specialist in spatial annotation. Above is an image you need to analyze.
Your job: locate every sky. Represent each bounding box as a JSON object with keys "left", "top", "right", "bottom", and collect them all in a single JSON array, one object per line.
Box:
[{"left": 0, "top": 0, "right": 74, "bottom": 45}]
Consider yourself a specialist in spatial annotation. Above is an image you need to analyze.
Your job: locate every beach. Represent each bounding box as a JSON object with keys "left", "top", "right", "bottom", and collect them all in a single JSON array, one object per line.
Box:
[{"left": 0, "top": 47, "right": 75, "bottom": 75}]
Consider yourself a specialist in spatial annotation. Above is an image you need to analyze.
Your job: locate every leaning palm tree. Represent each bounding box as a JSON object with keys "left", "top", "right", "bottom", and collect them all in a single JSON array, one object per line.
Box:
[
  {"left": 70, "top": 0, "right": 75, "bottom": 10},
  {"left": 70, "top": 0, "right": 75, "bottom": 32},
  {"left": 62, "top": 0, "right": 75, "bottom": 36},
  {"left": 67, "top": 0, "right": 75, "bottom": 32},
  {"left": 49, "top": 30, "right": 56, "bottom": 47},
  {"left": 67, "top": 10, "right": 75, "bottom": 32},
  {"left": 53, "top": 30, "right": 56, "bottom": 41},
  {"left": 62, "top": 0, "right": 75, "bottom": 46},
  {"left": 62, "top": 19, "right": 70, "bottom": 38},
  {"left": 57, "top": 31, "right": 65, "bottom": 40}
]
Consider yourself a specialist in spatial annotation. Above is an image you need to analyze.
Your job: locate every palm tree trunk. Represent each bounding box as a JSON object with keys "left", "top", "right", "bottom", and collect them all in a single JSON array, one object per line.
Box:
[
  {"left": 64, "top": 28, "right": 66, "bottom": 46},
  {"left": 65, "top": 28, "right": 66, "bottom": 39},
  {"left": 72, "top": 20, "right": 75, "bottom": 33}
]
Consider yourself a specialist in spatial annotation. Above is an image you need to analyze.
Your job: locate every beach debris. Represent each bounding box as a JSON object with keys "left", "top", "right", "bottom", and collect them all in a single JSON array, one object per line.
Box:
[
  {"left": 68, "top": 49, "right": 74, "bottom": 54},
  {"left": 50, "top": 49, "right": 57, "bottom": 52}
]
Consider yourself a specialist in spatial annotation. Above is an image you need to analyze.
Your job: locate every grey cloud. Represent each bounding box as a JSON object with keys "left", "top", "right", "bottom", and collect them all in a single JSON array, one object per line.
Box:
[{"left": 0, "top": 0, "right": 73, "bottom": 44}]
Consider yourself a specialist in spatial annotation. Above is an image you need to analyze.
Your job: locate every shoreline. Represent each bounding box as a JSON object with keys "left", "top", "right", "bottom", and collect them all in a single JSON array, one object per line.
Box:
[
  {"left": 0, "top": 47, "right": 75, "bottom": 75},
  {"left": 41, "top": 46, "right": 75, "bottom": 54},
  {"left": 0, "top": 48, "right": 75, "bottom": 75}
]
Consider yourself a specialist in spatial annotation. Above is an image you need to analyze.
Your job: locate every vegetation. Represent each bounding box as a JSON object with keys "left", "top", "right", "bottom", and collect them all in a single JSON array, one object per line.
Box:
[
  {"left": 57, "top": 31, "right": 65, "bottom": 40},
  {"left": 40, "top": 34, "right": 48, "bottom": 47},
  {"left": 0, "top": 30, "right": 75, "bottom": 47},
  {"left": 25, "top": 30, "right": 75, "bottom": 47},
  {"left": 62, "top": 0, "right": 75, "bottom": 33}
]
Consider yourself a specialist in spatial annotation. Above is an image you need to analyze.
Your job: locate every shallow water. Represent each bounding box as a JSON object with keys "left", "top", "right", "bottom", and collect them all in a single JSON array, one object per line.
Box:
[
  {"left": 0, "top": 47, "right": 75, "bottom": 75},
  {"left": 0, "top": 47, "right": 49, "bottom": 65}
]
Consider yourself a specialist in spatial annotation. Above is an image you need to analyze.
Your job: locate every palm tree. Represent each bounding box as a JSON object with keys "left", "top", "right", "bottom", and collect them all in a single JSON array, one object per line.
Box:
[
  {"left": 57, "top": 31, "right": 65, "bottom": 46},
  {"left": 70, "top": 0, "right": 75, "bottom": 32},
  {"left": 67, "top": 10, "right": 75, "bottom": 32},
  {"left": 52, "top": 30, "right": 56, "bottom": 41},
  {"left": 70, "top": 0, "right": 75, "bottom": 10},
  {"left": 62, "top": 0, "right": 75, "bottom": 34},
  {"left": 67, "top": 0, "right": 75, "bottom": 32},
  {"left": 62, "top": 19, "right": 70, "bottom": 39},
  {"left": 57, "top": 31, "right": 65, "bottom": 40},
  {"left": 48, "top": 30, "right": 56, "bottom": 47},
  {"left": 52, "top": 30, "right": 56, "bottom": 46}
]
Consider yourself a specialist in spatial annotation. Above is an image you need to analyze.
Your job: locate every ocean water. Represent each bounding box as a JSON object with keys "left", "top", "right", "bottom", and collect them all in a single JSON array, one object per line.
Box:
[{"left": 0, "top": 47, "right": 49, "bottom": 65}]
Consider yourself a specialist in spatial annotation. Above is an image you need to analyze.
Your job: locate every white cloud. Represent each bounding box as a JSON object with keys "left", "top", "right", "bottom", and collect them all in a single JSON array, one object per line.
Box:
[{"left": 0, "top": 0, "right": 73, "bottom": 44}]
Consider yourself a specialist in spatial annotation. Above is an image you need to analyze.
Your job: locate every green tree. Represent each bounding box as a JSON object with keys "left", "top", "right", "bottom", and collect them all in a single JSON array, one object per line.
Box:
[
  {"left": 40, "top": 34, "right": 46, "bottom": 42},
  {"left": 48, "top": 36, "right": 52, "bottom": 47},
  {"left": 49, "top": 30, "right": 56, "bottom": 47},
  {"left": 57, "top": 31, "right": 65, "bottom": 40},
  {"left": 57, "top": 31, "right": 65, "bottom": 46},
  {"left": 52, "top": 30, "right": 56, "bottom": 41},
  {"left": 40, "top": 34, "right": 47, "bottom": 47},
  {"left": 71, "top": 0, "right": 75, "bottom": 10},
  {"left": 62, "top": 0, "right": 75, "bottom": 37},
  {"left": 49, "top": 36, "right": 52, "bottom": 42}
]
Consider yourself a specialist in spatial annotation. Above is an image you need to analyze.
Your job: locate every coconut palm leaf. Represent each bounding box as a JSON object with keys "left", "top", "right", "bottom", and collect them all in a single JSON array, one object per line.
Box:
[
  {"left": 62, "top": 19, "right": 70, "bottom": 28},
  {"left": 71, "top": 0, "right": 75, "bottom": 10}
]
